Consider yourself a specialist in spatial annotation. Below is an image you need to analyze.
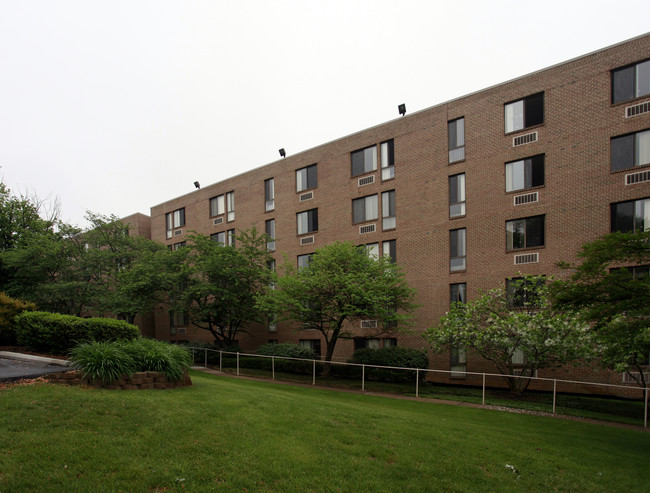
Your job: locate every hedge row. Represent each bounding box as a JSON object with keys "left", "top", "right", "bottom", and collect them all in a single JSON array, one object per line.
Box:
[
  {"left": 351, "top": 347, "right": 429, "bottom": 383},
  {"left": 257, "top": 342, "right": 314, "bottom": 359},
  {"left": 15, "top": 311, "right": 140, "bottom": 353},
  {"left": 0, "top": 293, "right": 36, "bottom": 345}
]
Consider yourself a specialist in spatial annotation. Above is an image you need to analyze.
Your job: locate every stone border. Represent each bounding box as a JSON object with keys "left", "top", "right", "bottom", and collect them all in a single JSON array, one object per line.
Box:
[{"left": 44, "top": 370, "right": 192, "bottom": 390}]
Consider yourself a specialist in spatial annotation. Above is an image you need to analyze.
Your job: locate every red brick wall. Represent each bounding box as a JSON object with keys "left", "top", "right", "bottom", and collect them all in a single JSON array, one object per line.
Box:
[{"left": 141, "top": 34, "right": 650, "bottom": 387}]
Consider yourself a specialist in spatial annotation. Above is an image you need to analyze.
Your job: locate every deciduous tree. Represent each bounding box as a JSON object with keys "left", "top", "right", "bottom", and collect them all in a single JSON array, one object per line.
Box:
[
  {"left": 425, "top": 275, "right": 593, "bottom": 394},
  {"left": 552, "top": 231, "right": 650, "bottom": 388},
  {"left": 261, "top": 241, "right": 417, "bottom": 372}
]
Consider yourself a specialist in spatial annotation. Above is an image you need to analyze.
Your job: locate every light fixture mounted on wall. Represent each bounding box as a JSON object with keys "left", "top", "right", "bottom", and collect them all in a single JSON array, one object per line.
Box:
[
  {"left": 194, "top": 181, "right": 200, "bottom": 189},
  {"left": 398, "top": 104, "right": 406, "bottom": 116},
  {"left": 279, "top": 148, "right": 286, "bottom": 158}
]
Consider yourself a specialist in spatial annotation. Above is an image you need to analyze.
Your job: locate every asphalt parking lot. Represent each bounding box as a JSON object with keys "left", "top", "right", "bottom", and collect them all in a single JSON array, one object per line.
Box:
[{"left": 0, "top": 352, "right": 69, "bottom": 382}]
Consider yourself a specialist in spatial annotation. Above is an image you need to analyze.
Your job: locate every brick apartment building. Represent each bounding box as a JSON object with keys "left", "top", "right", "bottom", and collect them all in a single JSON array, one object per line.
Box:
[{"left": 125, "top": 33, "right": 650, "bottom": 388}]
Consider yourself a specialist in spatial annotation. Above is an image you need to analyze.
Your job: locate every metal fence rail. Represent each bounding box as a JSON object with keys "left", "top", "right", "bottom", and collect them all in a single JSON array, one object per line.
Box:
[{"left": 189, "top": 347, "right": 649, "bottom": 429}]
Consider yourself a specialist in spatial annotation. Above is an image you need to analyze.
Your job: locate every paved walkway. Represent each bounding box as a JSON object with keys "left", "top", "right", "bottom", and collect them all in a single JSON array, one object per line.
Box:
[{"left": 0, "top": 351, "right": 69, "bottom": 382}]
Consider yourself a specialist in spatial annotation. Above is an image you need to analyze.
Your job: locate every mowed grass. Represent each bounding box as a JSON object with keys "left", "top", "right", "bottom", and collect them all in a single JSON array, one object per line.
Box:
[{"left": 1, "top": 371, "right": 649, "bottom": 492}]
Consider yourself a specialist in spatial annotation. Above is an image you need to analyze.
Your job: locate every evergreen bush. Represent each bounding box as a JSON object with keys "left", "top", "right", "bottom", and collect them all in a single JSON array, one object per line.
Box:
[
  {"left": 256, "top": 342, "right": 315, "bottom": 359},
  {"left": 14, "top": 311, "right": 140, "bottom": 353},
  {"left": 350, "top": 347, "right": 429, "bottom": 383},
  {"left": 0, "top": 293, "right": 36, "bottom": 345}
]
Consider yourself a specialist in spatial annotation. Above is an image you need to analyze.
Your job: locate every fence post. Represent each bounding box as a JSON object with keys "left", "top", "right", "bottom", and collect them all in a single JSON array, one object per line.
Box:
[
  {"left": 219, "top": 351, "right": 223, "bottom": 372},
  {"left": 482, "top": 373, "right": 486, "bottom": 405},
  {"left": 553, "top": 379, "right": 557, "bottom": 414},
  {"left": 204, "top": 348, "right": 207, "bottom": 368},
  {"left": 312, "top": 359, "right": 316, "bottom": 385},
  {"left": 362, "top": 365, "right": 365, "bottom": 392},
  {"left": 416, "top": 369, "right": 419, "bottom": 398},
  {"left": 272, "top": 356, "right": 275, "bottom": 380},
  {"left": 237, "top": 352, "right": 240, "bottom": 376},
  {"left": 643, "top": 387, "right": 648, "bottom": 430}
]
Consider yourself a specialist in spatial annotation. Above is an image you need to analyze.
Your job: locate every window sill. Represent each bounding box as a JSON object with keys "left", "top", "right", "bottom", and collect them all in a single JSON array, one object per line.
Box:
[
  {"left": 610, "top": 163, "right": 650, "bottom": 174},
  {"left": 610, "top": 95, "right": 650, "bottom": 107},
  {"left": 506, "top": 245, "right": 545, "bottom": 254},
  {"left": 505, "top": 185, "right": 545, "bottom": 195},
  {"left": 504, "top": 123, "right": 544, "bottom": 136}
]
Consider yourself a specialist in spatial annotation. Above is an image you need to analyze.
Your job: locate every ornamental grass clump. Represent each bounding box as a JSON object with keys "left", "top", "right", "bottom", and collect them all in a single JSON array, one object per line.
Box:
[
  {"left": 124, "top": 338, "right": 192, "bottom": 382},
  {"left": 69, "top": 339, "right": 192, "bottom": 383},
  {"left": 69, "top": 341, "right": 136, "bottom": 384}
]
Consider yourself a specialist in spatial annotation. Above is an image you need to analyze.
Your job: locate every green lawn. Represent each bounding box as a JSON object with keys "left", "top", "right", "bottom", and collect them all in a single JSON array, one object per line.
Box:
[{"left": 1, "top": 371, "right": 649, "bottom": 492}]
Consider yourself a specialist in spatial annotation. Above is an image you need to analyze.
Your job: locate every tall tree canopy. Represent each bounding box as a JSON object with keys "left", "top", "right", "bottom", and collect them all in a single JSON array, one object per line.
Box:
[
  {"left": 552, "top": 231, "right": 650, "bottom": 388},
  {"left": 2, "top": 210, "right": 164, "bottom": 318},
  {"left": 425, "top": 275, "right": 593, "bottom": 394},
  {"left": 261, "top": 241, "right": 417, "bottom": 369},
  {"left": 168, "top": 229, "right": 275, "bottom": 347}
]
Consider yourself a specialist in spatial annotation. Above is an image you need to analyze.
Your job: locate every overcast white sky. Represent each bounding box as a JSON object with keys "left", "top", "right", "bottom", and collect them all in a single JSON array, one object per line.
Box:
[{"left": 1, "top": 1, "right": 648, "bottom": 228}]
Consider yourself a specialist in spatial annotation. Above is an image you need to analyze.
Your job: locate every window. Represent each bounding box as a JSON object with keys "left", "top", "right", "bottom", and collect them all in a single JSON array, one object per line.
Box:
[
  {"left": 363, "top": 243, "right": 379, "bottom": 259},
  {"left": 169, "top": 311, "right": 189, "bottom": 335},
  {"left": 450, "top": 228, "right": 466, "bottom": 271},
  {"left": 612, "top": 60, "right": 650, "bottom": 104},
  {"left": 505, "top": 92, "right": 544, "bottom": 133},
  {"left": 511, "top": 349, "right": 526, "bottom": 366},
  {"left": 265, "top": 219, "right": 275, "bottom": 251},
  {"left": 165, "top": 208, "right": 185, "bottom": 239},
  {"left": 448, "top": 117, "right": 465, "bottom": 163},
  {"left": 450, "top": 347, "right": 467, "bottom": 378},
  {"left": 297, "top": 209, "right": 318, "bottom": 235},
  {"left": 450, "top": 283, "right": 466, "bottom": 305},
  {"left": 265, "top": 178, "right": 275, "bottom": 211},
  {"left": 354, "top": 338, "right": 380, "bottom": 351},
  {"left": 268, "top": 315, "right": 278, "bottom": 333},
  {"left": 300, "top": 339, "right": 321, "bottom": 357},
  {"left": 226, "top": 191, "right": 235, "bottom": 221},
  {"left": 297, "top": 254, "right": 313, "bottom": 269},
  {"left": 449, "top": 173, "right": 466, "bottom": 217},
  {"left": 383, "top": 338, "right": 397, "bottom": 347},
  {"left": 210, "top": 232, "right": 225, "bottom": 245},
  {"left": 353, "top": 194, "right": 379, "bottom": 224},
  {"left": 382, "top": 239, "right": 396, "bottom": 263},
  {"left": 382, "top": 190, "right": 396, "bottom": 230},
  {"left": 506, "top": 215, "right": 545, "bottom": 250},
  {"left": 172, "top": 241, "right": 186, "bottom": 251},
  {"left": 296, "top": 164, "right": 317, "bottom": 192},
  {"left": 227, "top": 229, "right": 236, "bottom": 247},
  {"left": 611, "top": 198, "right": 650, "bottom": 233},
  {"left": 505, "top": 154, "right": 545, "bottom": 192},
  {"left": 611, "top": 265, "right": 650, "bottom": 279},
  {"left": 506, "top": 277, "right": 544, "bottom": 307},
  {"left": 611, "top": 130, "right": 650, "bottom": 172},
  {"left": 381, "top": 139, "right": 395, "bottom": 180},
  {"left": 351, "top": 145, "right": 377, "bottom": 177},
  {"left": 210, "top": 195, "right": 225, "bottom": 217}
]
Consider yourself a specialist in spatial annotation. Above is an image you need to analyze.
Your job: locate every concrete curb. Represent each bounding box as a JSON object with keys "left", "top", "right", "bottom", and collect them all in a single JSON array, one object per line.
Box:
[{"left": 0, "top": 351, "right": 70, "bottom": 367}]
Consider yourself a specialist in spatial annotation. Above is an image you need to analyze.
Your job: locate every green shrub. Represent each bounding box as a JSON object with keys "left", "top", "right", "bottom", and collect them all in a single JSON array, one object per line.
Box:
[
  {"left": 69, "top": 341, "right": 136, "bottom": 383},
  {"left": 257, "top": 342, "right": 315, "bottom": 360},
  {"left": 124, "top": 338, "right": 192, "bottom": 381},
  {"left": 69, "top": 339, "right": 192, "bottom": 383},
  {"left": 0, "top": 293, "right": 37, "bottom": 345},
  {"left": 350, "top": 347, "right": 429, "bottom": 383},
  {"left": 14, "top": 311, "right": 140, "bottom": 353}
]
